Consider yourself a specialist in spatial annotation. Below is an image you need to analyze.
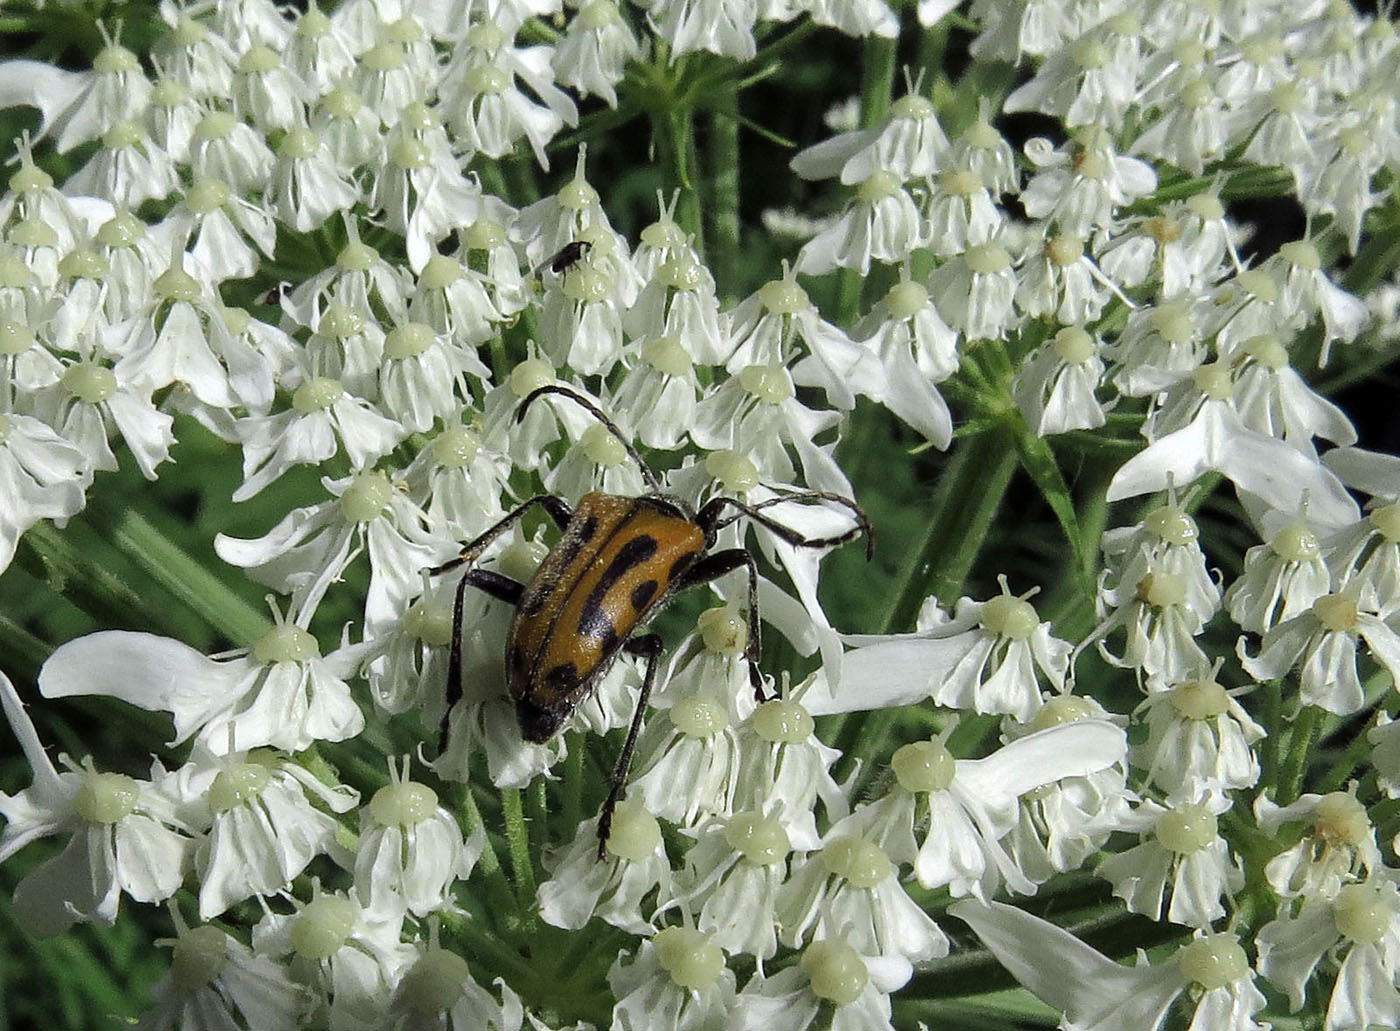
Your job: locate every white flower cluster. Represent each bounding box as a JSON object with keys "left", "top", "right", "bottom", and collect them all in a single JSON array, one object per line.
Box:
[{"left": 0, "top": 0, "right": 1397, "bottom": 1028}]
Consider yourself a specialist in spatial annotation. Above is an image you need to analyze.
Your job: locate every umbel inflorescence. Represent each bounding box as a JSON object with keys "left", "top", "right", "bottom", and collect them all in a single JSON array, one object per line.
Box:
[{"left": 0, "top": 0, "right": 1399, "bottom": 1028}]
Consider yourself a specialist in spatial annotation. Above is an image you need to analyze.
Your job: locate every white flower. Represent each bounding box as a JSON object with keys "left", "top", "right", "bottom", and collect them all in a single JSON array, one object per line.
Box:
[
  {"left": 1239, "top": 587, "right": 1400, "bottom": 716},
  {"left": 1020, "top": 128, "right": 1156, "bottom": 236},
  {"left": 439, "top": 23, "right": 577, "bottom": 167},
  {"left": 536, "top": 801, "right": 671, "bottom": 935},
  {"left": 731, "top": 937, "right": 907, "bottom": 1031},
  {"left": 553, "top": 1, "right": 640, "bottom": 107},
  {"left": 0, "top": 407, "right": 89, "bottom": 574},
  {"left": 218, "top": 471, "right": 448, "bottom": 634},
  {"left": 1004, "top": 14, "right": 1145, "bottom": 127},
  {"left": 776, "top": 834, "right": 948, "bottom": 964},
  {"left": 628, "top": 691, "right": 741, "bottom": 829},
  {"left": 1096, "top": 796, "right": 1243, "bottom": 928},
  {"left": 188, "top": 108, "right": 275, "bottom": 196},
  {"left": 1255, "top": 789, "right": 1381, "bottom": 900},
  {"left": 355, "top": 761, "right": 482, "bottom": 917},
  {"left": 635, "top": 0, "right": 759, "bottom": 61},
  {"left": 952, "top": 900, "right": 1271, "bottom": 1031},
  {"left": 730, "top": 696, "right": 847, "bottom": 852},
  {"left": 377, "top": 320, "right": 489, "bottom": 435},
  {"left": 795, "top": 170, "right": 923, "bottom": 275},
  {"left": 927, "top": 239, "right": 1019, "bottom": 342},
  {"left": 0, "top": 671, "right": 195, "bottom": 937},
  {"left": 1135, "top": 664, "right": 1264, "bottom": 801},
  {"left": 137, "top": 916, "right": 312, "bottom": 1031},
  {"left": 1012, "top": 324, "right": 1109, "bottom": 435},
  {"left": 669, "top": 809, "right": 789, "bottom": 959},
  {"left": 790, "top": 90, "right": 949, "bottom": 185},
  {"left": 1257, "top": 878, "right": 1400, "bottom": 1031},
  {"left": 266, "top": 126, "right": 361, "bottom": 234},
  {"left": 52, "top": 33, "right": 153, "bottom": 153},
  {"left": 176, "top": 175, "right": 279, "bottom": 283},
  {"left": 388, "top": 946, "right": 528, "bottom": 1031},
  {"left": 231, "top": 42, "right": 312, "bottom": 129},
  {"left": 607, "top": 927, "right": 739, "bottom": 1031},
  {"left": 39, "top": 624, "right": 366, "bottom": 758},
  {"left": 253, "top": 888, "right": 415, "bottom": 1031},
  {"left": 1225, "top": 506, "right": 1332, "bottom": 634}
]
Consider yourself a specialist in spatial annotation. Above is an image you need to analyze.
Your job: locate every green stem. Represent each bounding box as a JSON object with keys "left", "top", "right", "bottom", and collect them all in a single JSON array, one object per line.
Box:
[
  {"left": 94, "top": 503, "right": 271, "bottom": 647},
  {"left": 707, "top": 100, "right": 741, "bottom": 300},
  {"left": 501, "top": 787, "right": 538, "bottom": 907},
  {"left": 1277, "top": 703, "right": 1323, "bottom": 806},
  {"left": 879, "top": 428, "right": 1021, "bottom": 632},
  {"left": 458, "top": 785, "right": 512, "bottom": 907}
]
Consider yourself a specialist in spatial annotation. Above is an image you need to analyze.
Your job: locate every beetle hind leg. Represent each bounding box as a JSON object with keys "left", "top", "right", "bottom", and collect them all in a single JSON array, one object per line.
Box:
[
  {"left": 674, "top": 549, "right": 768, "bottom": 704},
  {"left": 596, "top": 633, "right": 664, "bottom": 861}
]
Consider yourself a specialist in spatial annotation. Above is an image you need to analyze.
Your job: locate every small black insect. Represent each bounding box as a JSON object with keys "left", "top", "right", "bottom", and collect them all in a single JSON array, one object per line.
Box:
[{"left": 534, "top": 240, "right": 592, "bottom": 276}]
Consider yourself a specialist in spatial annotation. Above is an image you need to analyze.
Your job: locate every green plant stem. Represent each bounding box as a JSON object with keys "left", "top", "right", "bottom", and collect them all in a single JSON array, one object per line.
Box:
[
  {"left": 881, "top": 427, "right": 1021, "bottom": 631},
  {"left": 501, "top": 787, "right": 537, "bottom": 907},
  {"left": 1277, "top": 703, "right": 1323, "bottom": 806},
  {"left": 94, "top": 503, "right": 271, "bottom": 647},
  {"left": 707, "top": 99, "right": 741, "bottom": 300},
  {"left": 457, "top": 785, "right": 513, "bottom": 910}
]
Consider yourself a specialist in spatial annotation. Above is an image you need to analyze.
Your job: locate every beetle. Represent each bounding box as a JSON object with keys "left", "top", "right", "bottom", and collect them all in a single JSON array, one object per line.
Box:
[{"left": 430, "top": 384, "right": 872, "bottom": 857}]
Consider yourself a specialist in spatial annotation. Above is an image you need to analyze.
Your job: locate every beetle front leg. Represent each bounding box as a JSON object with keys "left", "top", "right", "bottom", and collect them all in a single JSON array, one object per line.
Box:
[
  {"left": 439, "top": 569, "right": 525, "bottom": 751},
  {"left": 596, "top": 633, "right": 663, "bottom": 860},
  {"left": 673, "top": 549, "right": 767, "bottom": 704},
  {"left": 429, "top": 493, "right": 574, "bottom": 576}
]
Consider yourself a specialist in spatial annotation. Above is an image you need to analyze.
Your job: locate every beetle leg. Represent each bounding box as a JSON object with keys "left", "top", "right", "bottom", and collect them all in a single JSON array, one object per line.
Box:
[
  {"left": 596, "top": 633, "right": 664, "bottom": 860},
  {"left": 429, "top": 494, "right": 575, "bottom": 576},
  {"left": 673, "top": 548, "right": 767, "bottom": 703},
  {"left": 432, "top": 496, "right": 570, "bottom": 751},
  {"left": 696, "top": 491, "right": 874, "bottom": 560},
  {"left": 440, "top": 569, "right": 526, "bottom": 750}
]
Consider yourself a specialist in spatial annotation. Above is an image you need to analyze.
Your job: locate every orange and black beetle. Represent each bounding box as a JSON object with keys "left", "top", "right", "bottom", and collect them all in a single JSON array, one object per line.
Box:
[{"left": 432, "top": 385, "right": 871, "bottom": 855}]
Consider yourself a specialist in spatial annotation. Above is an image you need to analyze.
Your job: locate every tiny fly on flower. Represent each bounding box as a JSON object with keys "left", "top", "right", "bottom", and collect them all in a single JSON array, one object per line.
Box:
[
  {"left": 430, "top": 385, "right": 872, "bottom": 857},
  {"left": 533, "top": 240, "right": 592, "bottom": 276}
]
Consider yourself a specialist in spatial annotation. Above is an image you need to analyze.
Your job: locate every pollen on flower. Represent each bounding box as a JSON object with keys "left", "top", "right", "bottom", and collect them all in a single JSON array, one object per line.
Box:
[
  {"left": 698, "top": 605, "right": 747, "bottom": 655},
  {"left": 339, "top": 472, "right": 395, "bottom": 523},
  {"left": 1136, "top": 571, "right": 1188, "bottom": 608},
  {"left": 252, "top": 622, "right": 320, "bottom": 664},
  {"left": 1332, "top": 883, "right": 1391, "bottom": 945},
  {"left": 1170, "top": 675, "right": 1230, "bottom": 720},
  {"left": 168, "top": 926, "right": 229, "bottom": 991},
  {"left": 604, "top": 800, "right": 661, "bottom": 861},
  {"left": 820, "top": 836, "right": 893, "bottom": 889},
  {"left": 884, "top": 279, "right": 930, "bottom": 318},
  {"left": 653, "top": 926, "right": 725, "bottom": 990},
  {"left": 582, "top": 423, "right": 628, "bottom": 467},
  {"left": 74, "top": 771, "right": 139, "bottom": 824},
  {"left": 756, "top": 276, "right": 809, "bottom": 315},
  {"left": 1369, "top": 502, "right": 1400, "bottom": 543},
  {"left": 670, "top": 694, "right": 728, "bottom": 738},
  {"left": 402, "top": 599, "right": 454, "bottom": 647},
  {"left": 208, "top": 762, "right": 270, "bottom": 812},
  {"left": 1312, "top": 593, "right": 1359, "bottom": 632},
  {"left": 704, "top": 450, "right": 760, "bottom": 491},
  {"left": 62, "top": 363, "right": 118, "bottom": 403},
  {"left": 642, "top": 335, "right": 692, "bottom": 376},
  {"left": 737, "top": 364, "right": 795, "bottom": 404},
  {"left": 398, "top": 948, "right": 473, "bottom": 1014},
  {"left": 368, "top": 780, "right": 439, "bottom": 827},
  {"left": 1240, "top": 334, "right": 1289, "bottom": 370},
  {"left": 289, "top": 896, "right": 356, "bottom": 960},
  {"left": 890, "top": 738, "right": 956, "bottom": 793},
  {"left": 1176, "top": 933, "right": 1249, "bottom": 990},
  {"left": 1052, "top": 326, "right": 1095, "bottom": 364},
  {"left": 980, "top": 594, "right": 1039, "bottom": 640},
  {"left": 1143, "top": 504, "right": 1198, "bottom": 547},
  {"left": 508, "top": 358, "right": 555, "bottom": 398},
  {"left": 724, "top": 811, "right": 789, "bottom": 864},
  {"left": 750, "top": 698, "right": 814, "bottom": 744},
  {"left": 1313, "top": 791, "right": 1370, "bottom": 848},
  {"left": 1031, "top": 694, "right": 1097, "bottom": 728},
  {"left": 1154, "top": 802, "right": 1217, "bottom": 854},
  {"left": 801, "top": 938, "right": 869, "bottom": 1005}
]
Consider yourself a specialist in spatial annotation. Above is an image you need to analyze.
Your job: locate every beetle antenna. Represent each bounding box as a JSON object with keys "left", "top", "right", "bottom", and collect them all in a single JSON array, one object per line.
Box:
[{"left": 516, "top": 384, "right": 662, "bottom": 493}]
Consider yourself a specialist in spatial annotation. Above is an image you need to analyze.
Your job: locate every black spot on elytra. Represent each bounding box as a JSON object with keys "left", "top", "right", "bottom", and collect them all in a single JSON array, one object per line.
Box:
[
  {"left": 576, "top": 535, "right": 658, "bottom": 646},
  {"left": 668, "top": 550, "right": 699, "bottom": 582},
  {"left": 630, "top": 579, "right": 659, "bottom": 611},
  {"left": 510, "top": 644, "right": 527, "bottom": 677},
  {"left": 545, "top": 662, "right": 580, "bottom": 696}
]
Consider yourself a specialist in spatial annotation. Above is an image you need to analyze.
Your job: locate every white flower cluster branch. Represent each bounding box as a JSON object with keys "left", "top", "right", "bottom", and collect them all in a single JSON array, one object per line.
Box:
[{"left": 0, "top": 0, "right": 1396, "bottom": 1028}]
